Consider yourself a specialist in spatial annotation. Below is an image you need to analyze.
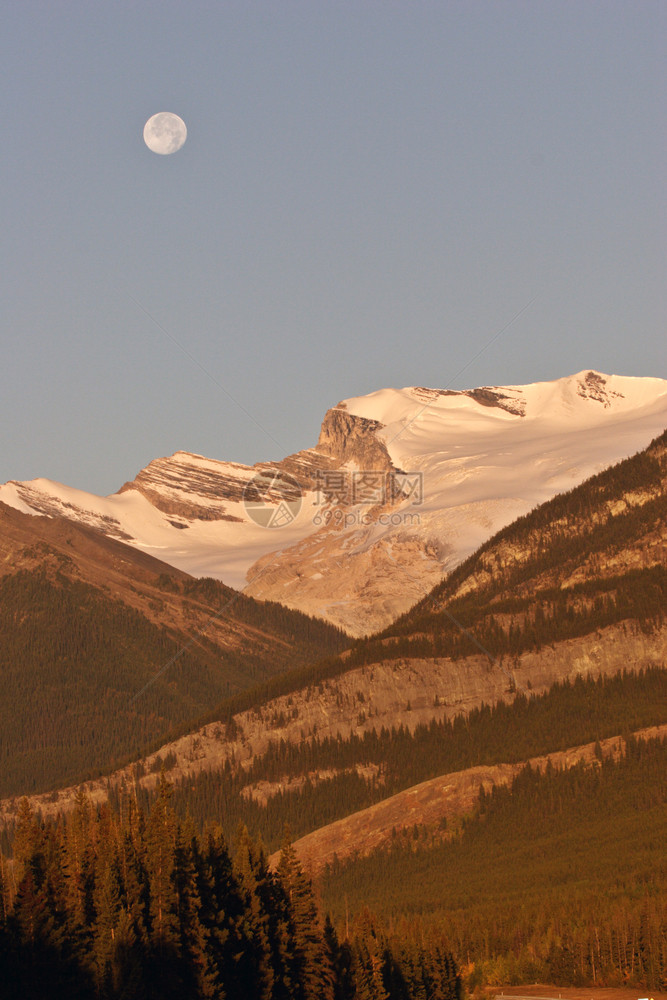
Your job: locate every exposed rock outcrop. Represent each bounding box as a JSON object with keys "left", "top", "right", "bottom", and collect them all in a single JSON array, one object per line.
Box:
[
  {"left": 4, "top": 620, "right": 663, "bottom": 826},
  {"left": 316, "top": 406, "right": 396, "bottom": 472}
]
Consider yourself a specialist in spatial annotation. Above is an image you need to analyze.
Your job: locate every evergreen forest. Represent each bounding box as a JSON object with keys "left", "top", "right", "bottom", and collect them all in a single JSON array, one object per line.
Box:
[
  {"left": 0, "top": 568, "right": 348, "bottom": 798},
  {"left": 0, "top": 780, "right": 460, "bottom": 1000},
  {"left": 320, "top": 735, "right": 667, "bottom": 993},
  {"left": 114, "top": 668, "right": 667, "bottom": 854}
]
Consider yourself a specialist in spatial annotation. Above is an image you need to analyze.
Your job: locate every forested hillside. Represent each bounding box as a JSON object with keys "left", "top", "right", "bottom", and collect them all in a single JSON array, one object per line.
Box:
[
  {"left": 129, "top": 668, "right": 667, "bottom": 853},
  {"left": 3, "top": 431, "right": 665, "bottom": 834},
  {"left": 155, "top": 427, "right": 667, "bottom": 741},
  {"left": 320, "top": 735, "right": 667, "bottom": 992},
  {"left": 0, "top": 432, "right": 665, "bottom": 995},
  {"left": 0, "top": 503, "right": 348, "bottom": 797}
]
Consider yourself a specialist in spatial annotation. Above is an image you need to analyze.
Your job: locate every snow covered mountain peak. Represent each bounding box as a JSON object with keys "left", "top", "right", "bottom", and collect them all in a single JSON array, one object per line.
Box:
[
  {"left": 1, "top": 370, "right": 665, "bottom": 635},
  {"left": 341, "top": 370, "right": 664, "bottom": 424},
  {"left": 335, "top": 370, "right": 666, "bottom": 473}
]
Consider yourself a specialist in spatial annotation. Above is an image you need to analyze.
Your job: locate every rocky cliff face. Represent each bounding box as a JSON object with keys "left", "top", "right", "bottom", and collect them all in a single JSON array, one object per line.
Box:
[
  {"left": 116, "top": 449, "right": 339, "bottom": 523},
  {"left": 222, "top": 621, "right": 666, "bottom": 759},
  {"left": 118, "top": 452, "right": 249, "bottom": 521},
  {"left": 245, "top": 526, "right": 445, "bottom": 635},
  {"left": 118, "top": 405, "right": 398, "bottom": 525},
  {"left": 316, "top": 405, "right": 396, "bottom": 472}
]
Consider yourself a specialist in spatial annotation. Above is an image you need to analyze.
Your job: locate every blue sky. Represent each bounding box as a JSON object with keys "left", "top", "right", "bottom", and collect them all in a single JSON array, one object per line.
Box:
[{"left": 1, "top": 1, "right": 665, "bottom": 495}]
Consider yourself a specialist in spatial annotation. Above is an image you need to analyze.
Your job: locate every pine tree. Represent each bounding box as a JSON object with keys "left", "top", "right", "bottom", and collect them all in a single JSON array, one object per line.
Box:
[
  {"left": 0, "top": 853, "right": 12, "bottom": 928},
  {"left": 233, "top": 824, "right": 275, "bottom": 1000},
  {"left": 144, "top": 772, "right": 183, "bottom": 998},
  {"left": 10, "top": 824, "right": 92, "bottom": 1000},
  {"left": 12, "top": 798, "right": 41, "bottom": 883},
  {"left": 145, "top": 773, "right": 179, "bottom": 948},
  {"left": 91, "top": 843, "right": 123, "bottom": 990},
  {"left": 62, "top": 790, "right": 96, "bottom": 963},
  {"left": 352, "top": 938, "right": 390, "bottom": 1000},
  {"left": 277, "top": 831, "right": 334, "bottom": 1000},
  {"left": 324, "top": 914, "right": 356, "bottom": 1000},
  {"left": 173, "top": 824, "right": 218, "bottom": 998},
  {"left": 195, "top": 826, "right": 244, "bottom": 997}
]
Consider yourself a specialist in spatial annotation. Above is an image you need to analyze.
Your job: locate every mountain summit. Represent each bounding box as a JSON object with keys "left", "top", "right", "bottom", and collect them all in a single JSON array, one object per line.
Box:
[{"left": 1, "top": 370, "right": 665, "bottom": 634}]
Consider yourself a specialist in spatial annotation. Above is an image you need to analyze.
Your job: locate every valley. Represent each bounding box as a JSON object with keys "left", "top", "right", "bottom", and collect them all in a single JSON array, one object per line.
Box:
[{"left": 0, "top": 375, "right": 665, "bottom": 997}]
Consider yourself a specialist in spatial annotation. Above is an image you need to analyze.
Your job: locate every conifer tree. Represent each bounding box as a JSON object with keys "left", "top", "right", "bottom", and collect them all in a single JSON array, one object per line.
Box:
[
  {"left": 62, "top": 789, "right": 96, "bottom": 941},
  {"left": 145, "top": 773, "right": 179, "bottom": 950},
  {"left": 277, "top": 831, "right": 334, "bottom": 1000},
  {"left": 193, "top": 827, "right": 237, "bottom": 992},
  {"left": 0, "top": 853, "right": 11, "bottom": 928},
  {"left": 173, "top": 825, "right": 217, "bottom": 998},
  {"left": 12, "top": 798, "right": 41, "bottom": 883},
  {"left": 144, "top": 773, "right": 183, "bottom": 998},
  {"left": 233, "top": 824, "right": 275, "bottom": 1000},
  {"left": 91, "top": 842, "right": 124, "bottom": 987},
  {"left": 324, "top": 914, "right": 356, "bottom": 1000},
  {"left": 352, "top": 938, "right": 390, "bottom": 1000}
]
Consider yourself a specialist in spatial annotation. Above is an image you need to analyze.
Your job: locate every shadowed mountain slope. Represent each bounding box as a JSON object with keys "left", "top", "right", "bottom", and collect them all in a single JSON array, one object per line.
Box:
[{"left": 0, "top": 502, "right": 348, "bottom": 796}]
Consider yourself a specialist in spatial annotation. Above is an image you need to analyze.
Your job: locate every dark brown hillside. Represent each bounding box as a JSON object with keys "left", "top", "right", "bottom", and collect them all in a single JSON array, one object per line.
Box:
[{"left": 0, "top": 503, "right": 348, "bottom": 796}]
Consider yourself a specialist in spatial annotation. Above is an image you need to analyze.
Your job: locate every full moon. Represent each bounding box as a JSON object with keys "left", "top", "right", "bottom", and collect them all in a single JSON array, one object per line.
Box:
[{"left": 143, "top": 112, "right": 187, "bottom": 155}]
